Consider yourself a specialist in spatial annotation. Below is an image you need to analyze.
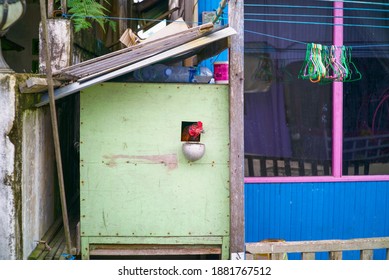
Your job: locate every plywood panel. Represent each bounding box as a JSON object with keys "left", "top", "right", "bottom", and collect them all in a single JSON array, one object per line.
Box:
[{"left": 80, "top": 83, "right": 230, "bottom": 238}]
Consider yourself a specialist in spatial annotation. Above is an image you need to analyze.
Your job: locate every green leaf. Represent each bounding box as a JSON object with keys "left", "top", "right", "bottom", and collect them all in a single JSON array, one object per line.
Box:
[{"left": 66, "top": 0, "right": 115, "bottom": 33}]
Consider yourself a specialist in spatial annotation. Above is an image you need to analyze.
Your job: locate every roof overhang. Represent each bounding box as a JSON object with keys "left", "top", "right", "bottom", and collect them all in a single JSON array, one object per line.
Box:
[{"left": 35, "top": 25, "right": 236, "bottom": 107}]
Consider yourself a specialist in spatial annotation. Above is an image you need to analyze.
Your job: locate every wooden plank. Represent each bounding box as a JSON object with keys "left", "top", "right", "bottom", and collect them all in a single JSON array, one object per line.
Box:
[
  {"left": 229, "top": 0, "right": 245, "bottom": 258},
  {"left": 47, "top": 0, "right": 54, "bottom": 18},
  {"left": 88, "top": 236, "right": 224, "bottom": 245},
  {"left": 27, "top": 241, "right": 49, "bottom": 260},
  {"left": 246, "top": 237, "right": 389, "bottom": 254},
  {"left": 329, "top": 251, "right": 343, "bottom": 260},
  {"left": 302, "top": 252, "right": 315, "bottom": 260},
  {"left": 45, "top": 232, "right": 65, "bottom": 260},
  {"left": 80, "top": 84, "right": 230, "bottom": 244},
  {"left": 19, "top": 77, "right": 61, "bottom": 94},
  {"left": 54, "top": 241, "right": 66, "bottom": 260},
  {"left": 271, "top": 253, "right": 285, "bottom": 260},
  {"left": 89, "top": 244, "right": 222, "bottom": 256},
  {"left": 28, "top": 217, "right": 63, "bottom": 259},
  {"left": 360, "top": 249, "right": 373, "bottom": 260},
  {"left": 118, "top": 0, "right": 128, "bottom": 42}
]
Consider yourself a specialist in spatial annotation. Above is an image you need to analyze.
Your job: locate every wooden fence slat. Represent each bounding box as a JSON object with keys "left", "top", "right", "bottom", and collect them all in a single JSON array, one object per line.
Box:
[
  {"left": 246, "top": 237, "right": 389, "bottom": 260},
  {"left": 271, "top": 253, "right": 284, "bottom": 260},
  {"left": 246, "top": 237, "right": 389, "bottom": 254},
  {"left": 329, "top": 251, "right": 342, "bottom": 260},
  {"left": 360, "top": 249, "right": 373, "bottom": 260},
  {"left": 302, "top": 252, "right": 315, "bottom": 260}
]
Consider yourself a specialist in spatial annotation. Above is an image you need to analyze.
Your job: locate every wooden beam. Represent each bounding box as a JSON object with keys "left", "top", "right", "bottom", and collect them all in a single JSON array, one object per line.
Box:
[
  {"left": 228, "top": 0, "right": 245, "bottom": 258},
  {"left": 360, "top": 249, "right": 373, "bottom": 260},
  {"left": 302, "top": 252, "right": 315, "bottom": 260},
  {"left": 329, "top": 251, "right": 343, "bottom": 260},
  {"left": 27, "top": 217, "right": 63, "bottom": 259},
  {"left": 89, "top": 244, "right": 222, "bottom": 256},
  {"left": 118, "top": 0, "right": 128, "bottom": 38},
  {"left": 47, "top": 0, "right": 54, "bottom": 19},
  {"left": 39, "top": 0, "right": 73, "bottom": 256},
  {"left": 246, "top": 237, "right": 389, "bottom": 254}
]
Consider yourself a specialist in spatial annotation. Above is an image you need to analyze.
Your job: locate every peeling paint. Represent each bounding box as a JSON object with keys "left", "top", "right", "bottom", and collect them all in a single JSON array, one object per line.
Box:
[
  {"left": 103, "top": 154, "right": 178, "bottom": 170},
  {"left": 0, "top": 74, "right": 17, "bottom": 259}
]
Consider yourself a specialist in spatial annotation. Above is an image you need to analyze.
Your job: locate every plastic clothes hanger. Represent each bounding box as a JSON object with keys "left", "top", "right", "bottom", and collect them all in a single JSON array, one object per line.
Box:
[
  {"left": 309, "top": 44, "right": 326, "bottom": 83},
  {"left": 343, "top": 46, "right": 362, "bottom": 82},
  {"left": 298, "top": 43, "right": 314, "bottom": 80},
  {"left": 329, "top": 45, "right": 348, "bottom": 81}
]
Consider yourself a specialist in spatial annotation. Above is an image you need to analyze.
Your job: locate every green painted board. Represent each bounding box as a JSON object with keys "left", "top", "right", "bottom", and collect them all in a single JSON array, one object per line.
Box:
[{"left": 80, "top": 83, "right": 230, "bottom": 239}]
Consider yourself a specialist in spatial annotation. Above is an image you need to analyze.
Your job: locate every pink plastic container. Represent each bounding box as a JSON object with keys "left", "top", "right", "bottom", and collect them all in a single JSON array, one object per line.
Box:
[{"left": 213, "top": 61, "right": 229, "bottom": 84}]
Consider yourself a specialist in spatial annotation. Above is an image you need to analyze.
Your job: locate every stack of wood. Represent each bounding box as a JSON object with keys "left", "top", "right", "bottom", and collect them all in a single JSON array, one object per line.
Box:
[{"left": 28, "top": 216, "right": 80, "bottom": 260}]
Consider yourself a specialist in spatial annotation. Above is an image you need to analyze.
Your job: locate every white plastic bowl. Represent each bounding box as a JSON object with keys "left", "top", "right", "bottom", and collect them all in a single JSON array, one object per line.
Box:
[{"left": 182, "top": 143, "right": 205, "bottom": 162}]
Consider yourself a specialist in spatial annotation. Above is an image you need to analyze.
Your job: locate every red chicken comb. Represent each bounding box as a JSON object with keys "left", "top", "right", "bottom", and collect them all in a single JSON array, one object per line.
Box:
[{"left": 188, "top": 121, "right": 204, "bottom": 137}]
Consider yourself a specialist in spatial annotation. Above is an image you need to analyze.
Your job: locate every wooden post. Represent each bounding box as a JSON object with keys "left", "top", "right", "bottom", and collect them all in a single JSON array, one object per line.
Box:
[
  {"left": 39, "top": 0, "right": 73, "bottom": 256},
  {"left": 118, "top": 0, "right": 128, "bottom": 40},
  {"left": 302, "top": 252, "right": 315, "bottom": 260},
  {"left": 360, "top": 249, "right": 373, "bottom": 260},
  {"left": 228, "top": 0, "right": 245, "bottom": 259},
  {"left": 47, "top": 0, "right": 54, "bottom": 19},
  {"left": 61, "top": 0, "right": 67, "bottom": 15},
  {"left": 329, "top": 251, "right": 343, "bottom": 260}
]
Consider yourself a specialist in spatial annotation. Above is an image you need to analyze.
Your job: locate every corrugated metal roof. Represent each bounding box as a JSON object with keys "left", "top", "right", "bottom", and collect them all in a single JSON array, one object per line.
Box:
[{"left": 35, "top": 24, "right": 236, "bottom": 107}]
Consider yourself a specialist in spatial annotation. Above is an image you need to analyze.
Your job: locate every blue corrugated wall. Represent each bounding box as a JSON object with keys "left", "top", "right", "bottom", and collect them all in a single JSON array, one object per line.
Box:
[{"left": 245, "top": 181, "right": 389, "bottom": 259}]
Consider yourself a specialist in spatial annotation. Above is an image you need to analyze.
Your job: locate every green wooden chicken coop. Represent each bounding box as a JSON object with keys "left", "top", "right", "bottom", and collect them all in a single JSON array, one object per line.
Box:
[{"left": 79, "top": 82, "right": 230, "bottom": 259}]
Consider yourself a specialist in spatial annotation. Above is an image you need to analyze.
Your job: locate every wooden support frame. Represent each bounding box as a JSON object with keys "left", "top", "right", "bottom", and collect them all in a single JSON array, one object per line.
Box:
[
  {"left": 229, "top": 0, "right": 245, "bottom": 258},
  {"left": 81, "top": 236, "right": 230, "bottom": 260},
  {"left": 246, "top": 237, "right": 389, "bottom": 260}
]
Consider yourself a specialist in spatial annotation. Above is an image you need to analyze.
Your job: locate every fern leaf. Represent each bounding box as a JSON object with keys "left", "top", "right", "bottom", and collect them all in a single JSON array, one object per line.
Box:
[{"left": 67, "top": 0, "right": 115, "bottom": 33}]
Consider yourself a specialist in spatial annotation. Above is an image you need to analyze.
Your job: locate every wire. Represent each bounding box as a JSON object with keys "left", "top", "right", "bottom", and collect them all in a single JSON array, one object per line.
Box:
[
  {"left": 243, "top": 3, "right": 389, "bottom": 13},
  {"left": 313, "top": 0, "right": 389, "bottom": 7},
  {"left": 244, "top": 13, "right": 389, "bottom": 22},
  {"left": 244, "top": 29, "right": 307, "bottom": 46},
  {"left": 243, "top": 18, "right": 389, "bottom": 30},
  {"left": 245, "top": 29, "right": 389, "bottom": 50}
]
